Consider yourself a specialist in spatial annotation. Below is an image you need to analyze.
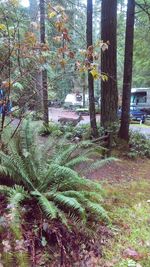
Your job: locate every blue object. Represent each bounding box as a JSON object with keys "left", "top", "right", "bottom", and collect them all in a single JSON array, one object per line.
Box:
[
  {"left": 118, "top": 107, "right": 147, "bottom": 123},
  {"left": 0, "top": 89, "right": 5, "bottom": 100},
  {"left": 0, "top": 104, "right": 2, "bottom": 114},
  {"left": 0, "top": 100, "right": 12, "bottom": 115}
]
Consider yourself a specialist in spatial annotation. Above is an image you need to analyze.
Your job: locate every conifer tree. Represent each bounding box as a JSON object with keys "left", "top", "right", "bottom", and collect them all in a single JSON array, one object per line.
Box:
[{"left": 119, "top": 0, "right": 135, "bottom": 141}]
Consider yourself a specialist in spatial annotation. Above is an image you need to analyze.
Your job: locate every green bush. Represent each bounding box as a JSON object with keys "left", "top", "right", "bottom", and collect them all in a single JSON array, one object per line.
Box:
[
  {"left": 62, "top": 124, "right": 105, "bottom": 140},
  {"left": 30, "top": 111, "right": 43, "bottom": 121},
  {"left": 39, "top": 121, "right": 106, "bottom": 141},
  {"left": 129, "top": 131, "right": 150, "bottom": 158},
  {"left": 12, "top": 106, "right": 22, "bottom": 118},
  {"left": 39, "top": 122, "right": 63, "bottom": 136}
]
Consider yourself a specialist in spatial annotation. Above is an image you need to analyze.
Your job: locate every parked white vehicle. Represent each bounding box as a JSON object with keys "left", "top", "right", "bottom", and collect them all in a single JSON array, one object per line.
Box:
[{"left": 64, "top": 93, "right": 89, "bottom": 108}]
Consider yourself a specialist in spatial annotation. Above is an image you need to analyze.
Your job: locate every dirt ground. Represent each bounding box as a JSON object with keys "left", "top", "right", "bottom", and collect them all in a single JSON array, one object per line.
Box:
[{"left": 81, "top": 158, "right": 150, "bottom": 183}]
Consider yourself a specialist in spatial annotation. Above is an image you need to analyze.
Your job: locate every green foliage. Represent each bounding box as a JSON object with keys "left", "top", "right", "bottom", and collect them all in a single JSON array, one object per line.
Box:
[
  {"left": 119, "top": 259, "right": 137, "bottom": 267},
  {"left": 86, "top": 157, "right": 119, "bottom": 173},
  {"left": 62, "top": 123, "right": 92, "bottom": 140},
  {"left": 12, "top": 106, "right": 22, "bottom": 118},
  {"left": 39, "top": 122, "right": 89, "bottom": 139},
  {"left": 29, "top": 111, "right": 43, "bottom": 121},
  {"left": 117, "top": 1, "right": 150, "bottom": 89},
  {"left": 133, "top": 3, "right": 150, "bottom": 87},
  {"left": 104, "top": 179, "right": 150, "bottom": 267},
  {"left": 1, "top": 252, "right": 14, "bottom": 267},
  {"left": 39, "top": 122, "right": 106, "bottom": 142},
  {"left": 129, "top": 131, "right": 150, "bottom": 158},
  {"left": 0, "top": 120, "right": 108, "bottom": 228},
  {"left": 39, "top": 122, "right": 63, "bottom": 136}
]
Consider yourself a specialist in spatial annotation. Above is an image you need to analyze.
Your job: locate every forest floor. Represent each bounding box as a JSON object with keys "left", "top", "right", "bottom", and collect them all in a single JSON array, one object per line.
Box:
[
  {"left": 0, "top": 156, "right": 150, "bottom": 266},
  {"left": 84, "top": 158, "right": 150, "bottom": 267},
  {"left": 1, "top": 115, "right": 150, "bottom": 266}
]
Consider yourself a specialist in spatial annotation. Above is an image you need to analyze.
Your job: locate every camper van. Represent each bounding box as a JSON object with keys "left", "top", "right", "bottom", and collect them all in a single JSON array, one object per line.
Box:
[
  {"left": 131, "top": 88, "right": 150, "bottom": 113},
  {"left": 64, "top": 93, "right": 89, "bottom": 109}
]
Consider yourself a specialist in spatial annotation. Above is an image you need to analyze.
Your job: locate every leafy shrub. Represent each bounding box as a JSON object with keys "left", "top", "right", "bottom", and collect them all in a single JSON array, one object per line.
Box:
[
  {"left": 62, "top": 124, "right": 92, "bottom": 140},
  {"left": 30, "top": 110, "right": 43, "bottom": 121},
  {"left": 39, "top": 122, "right": 63, "bottom": 136},
  {"left": 62, "top": 124, "right": 105, "bottom": 140},
  {"left": 39, "top": 121, "right": 106, "bottom": 141},
  {"left": 12, "top": 106, "right": 22, "bottom": 118},
  {"left": 129, "top": 131, "right": 150, "bottom": 158}
]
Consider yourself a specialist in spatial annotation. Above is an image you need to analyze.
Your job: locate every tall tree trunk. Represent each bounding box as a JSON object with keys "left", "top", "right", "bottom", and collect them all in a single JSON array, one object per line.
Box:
[
  {"left": 87, "top": 0, "right": 98, "bottom": 138},
  {"left": 29, "top": 0, "right": 42, "bottom": 112},
  {"left": 119, "top": 0, "right": 135, "bottom": 141},
  {"left": 40, "top": 0, "right": 49, "bottom": 124},
  {"left": 81, "top": 72, "right": 86, "bottom": 108},
  {"left": 101, "top": 0, "right": 118, "bottom": 128}
]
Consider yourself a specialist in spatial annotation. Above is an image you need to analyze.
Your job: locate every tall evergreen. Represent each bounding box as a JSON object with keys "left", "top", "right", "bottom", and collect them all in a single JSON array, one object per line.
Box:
[
  {"left": 119, "top": 0, "right": 135, "bottom": 141},
  {"left": 29, "top": 0, "right": 42, "bottom": 112},
  {"left": 40, "top": 0, "right": 49, "bottom": 124},
  {"left": 87, "top": 0, "right": 98, "bottom": 138},
  {"left": 101, "top": 0, "right": 118, "bottom": 128}
]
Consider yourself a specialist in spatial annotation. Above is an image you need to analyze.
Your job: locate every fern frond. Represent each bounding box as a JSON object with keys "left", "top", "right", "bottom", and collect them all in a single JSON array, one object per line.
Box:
[
  {"left": 78, "top": 140, "right": 94, "bottom": 148},
  {"left": 15, "top": 252, "right": 30, "bottom": 267},
  {"left": 49, "top": 192, "right": 86, "bottom": 218},
  {"left": 9, "top": 185, "right": 28, "bottom": 207},
  {"left": 62, "top": 190, "right": 103, "bottom": 203},
  {"left": 8, "top": 185, "right": 28, "bottom": 223},
  {"left": 41, "top": 164, "right": 81, "bottom": 189},
  {"left": 19, "top": 119, "right": 35, "bottom": 152},
  {"left": 38, "top": 194, "right": 58, "bottom": 219},
  {"left": 0, "top": 149, "right": 34, "bottom": 190},
  {"left": 0, "top": 185, "right": 11, "bottom": 194},
  {"left": 85, "top": 157, "right": 118, "bottom": 173},
  {"left": 53, "top": 144, "right": 77, "bottom": 165},
  {"left": 65, "top": 156, "right": 91, "bottom": 168},
  {"left": 86, "top": 201, "right": 109, "bottom": 222},
  {"left": 0, "top": 164, "right": 16, "bottom": 178}
]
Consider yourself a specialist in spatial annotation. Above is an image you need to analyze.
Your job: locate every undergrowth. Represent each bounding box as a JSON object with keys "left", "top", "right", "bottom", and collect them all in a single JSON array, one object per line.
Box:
[
  {"left": 128, "top": 131, "right": 150, "bottom": 158},
  {"left": 102, "top": 180, "right": 150, "bottom": 267},
  {"left": 0, "top": 119, "right": 110, "bottom": 266}
]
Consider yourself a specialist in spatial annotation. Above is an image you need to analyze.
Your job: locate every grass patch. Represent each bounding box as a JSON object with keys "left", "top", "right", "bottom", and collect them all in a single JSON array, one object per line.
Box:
[
  {"left": 130, "top": 123, "right": 150, "bottom": 128},
  {"left": 103, "top": 180, "right": 150, "bottom": 267}
]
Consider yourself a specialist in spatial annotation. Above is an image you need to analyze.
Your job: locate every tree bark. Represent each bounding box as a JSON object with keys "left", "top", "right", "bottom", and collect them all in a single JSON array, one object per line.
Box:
[
  {"left": 87, "top": 0, "right": 98, "bottom": 138},
  {"left": 101, "top": 0, "right": 118, "bottom": 128},
  {"left": 119, "top": 0, "right": 135, "bottom": 141},
  {"left": 29, "top": 0, "right": 43, "bottom": 112},
  {"left": 82, "top": 73, "right": 86, "bottom": 108},
  {"left": 40, "top": 0, "right": 49, "bottom": 124}
]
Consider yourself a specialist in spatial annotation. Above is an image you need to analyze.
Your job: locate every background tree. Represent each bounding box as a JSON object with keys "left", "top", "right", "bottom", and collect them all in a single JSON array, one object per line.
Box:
[
  {"left": 87, "top": 0, "right": 98, "bottom": 138},
  {"left": 117, "top": 0, "right": 150, "bottom": 90},
  {"left": 119, "top": 0, "right": 135, "bottom": 141},
  {"left": 101, "top": 0, "right": 118, "bottom": 128},
  {"left": 40, "top": 0, "right": 49, "bottom": 124},
  {"left": 29, "top": 0, "right": 43, "bottom": 112},
  {"left": 133, "top": 0, "right": 150, "bottom": 87}
]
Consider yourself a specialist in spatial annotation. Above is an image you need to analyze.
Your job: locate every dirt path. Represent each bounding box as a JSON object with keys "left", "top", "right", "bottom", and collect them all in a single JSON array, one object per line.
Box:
[{"left": 83, "top": 158, "right": 150, "bottom": 183}]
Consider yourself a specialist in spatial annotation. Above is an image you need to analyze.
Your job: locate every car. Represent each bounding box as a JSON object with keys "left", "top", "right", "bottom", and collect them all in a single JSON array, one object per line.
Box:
[{"left": 118, "top": 106, "right": 147, "bottom": 123}]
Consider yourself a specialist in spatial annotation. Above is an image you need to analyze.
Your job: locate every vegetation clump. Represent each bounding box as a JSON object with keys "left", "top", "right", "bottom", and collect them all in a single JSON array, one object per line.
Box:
[
  {"left": 0, "top": 120, "right": 109, "bottom": 265},
  {"left": 128, "top": 131, "right": 150, "bottom": 158}
]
